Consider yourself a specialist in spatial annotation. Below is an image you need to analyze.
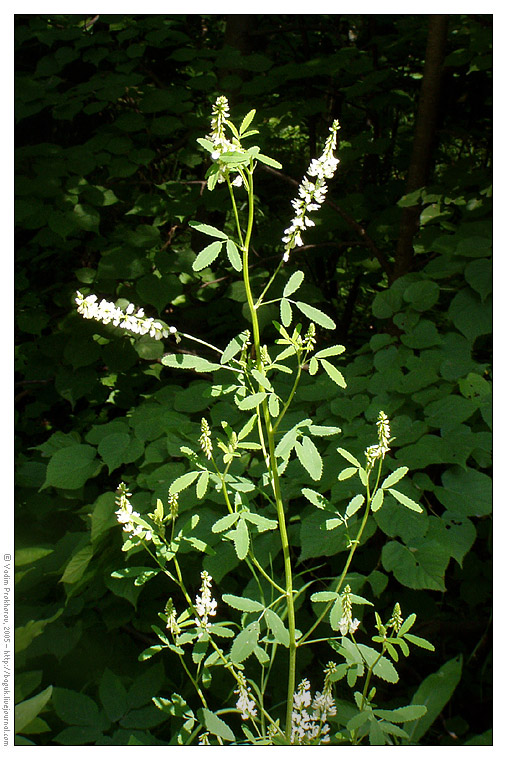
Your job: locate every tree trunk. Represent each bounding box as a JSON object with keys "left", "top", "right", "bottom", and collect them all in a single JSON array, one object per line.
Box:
[{"left": 391, "top": 15, "right": 448, "bottom": 283}]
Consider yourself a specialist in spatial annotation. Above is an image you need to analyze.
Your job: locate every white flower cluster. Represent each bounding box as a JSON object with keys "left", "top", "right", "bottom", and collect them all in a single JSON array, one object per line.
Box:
[
  {"left": 290, "top": 674, "right": 336, "bottom": 745},
  {"left": 115, "top": 482, "right": 152, "bottom": 541},
  {"left": 282, "top": 120, "right": 340, "bottom": 262},
  {"left": 365, "top": 410, "right": 392, "bottom": 468},
  {"left": 75, "top": 291, "right": 176, "bottom": 341},
  {"left": 208, "top": 95, "right": 244, "bottom": 186},
  {"left": 338, "top": 584, "right": 360, "bottom": 636},
  {"left": 194, "top": 570, "right": 217, "bottom": 637},
  {"left": 234, "top": 673, "right": 258, "bottom": 721}
]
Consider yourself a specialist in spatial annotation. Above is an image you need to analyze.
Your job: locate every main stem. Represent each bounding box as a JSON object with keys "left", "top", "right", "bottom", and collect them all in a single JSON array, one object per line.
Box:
[{"left": 235, "top": 166, "right": 297, "bottom": 740}]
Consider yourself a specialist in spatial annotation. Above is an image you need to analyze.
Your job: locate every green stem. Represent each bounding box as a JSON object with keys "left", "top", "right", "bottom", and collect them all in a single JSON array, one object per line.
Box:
[{"left": 240, "top": 162, "right": 297, "bottom": 742}]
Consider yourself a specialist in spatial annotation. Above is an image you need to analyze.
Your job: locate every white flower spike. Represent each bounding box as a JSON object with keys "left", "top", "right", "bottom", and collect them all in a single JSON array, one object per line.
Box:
[
  {"left": 75, "top": 291, "right": 170, "bottom": 341},
  {"left": 283, "top": 120, "right": 340, "bottom": 262}
]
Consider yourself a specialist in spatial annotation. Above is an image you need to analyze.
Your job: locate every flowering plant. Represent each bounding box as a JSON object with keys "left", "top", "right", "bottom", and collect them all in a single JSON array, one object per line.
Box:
[{"left": 75, "top": 97, "right": 433, "bottom": 745}]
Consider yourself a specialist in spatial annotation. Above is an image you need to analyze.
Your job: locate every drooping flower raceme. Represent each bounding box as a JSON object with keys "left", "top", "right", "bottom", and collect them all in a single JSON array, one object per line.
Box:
[
  {"left": 282, "top": 120, "right": 340, "bottom": 262},
  {"left": 75, "top": 291, "right": 175, "bottom": 341},
  {"left": 194, "top": 570, "right": 217, "bottom": 638}
]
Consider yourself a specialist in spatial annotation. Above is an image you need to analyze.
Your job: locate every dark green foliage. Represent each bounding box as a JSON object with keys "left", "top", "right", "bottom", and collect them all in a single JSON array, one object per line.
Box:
[{"left": 15, "top": 14, "right": 491, "bottom": 745}]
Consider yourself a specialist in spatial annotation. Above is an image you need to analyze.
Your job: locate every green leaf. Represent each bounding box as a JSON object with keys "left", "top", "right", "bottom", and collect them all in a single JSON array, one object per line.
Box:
[
  {"left": 169, "top": 471, "right": 200, "bottom": 495},
  {"left": 295, "top": 301, "right": 336, "bottom": 329},
  {"left": 337, "top": 447, "right": 362, "bottom": 468},
  {"left": 310, "top": 591, "right": 339, "bottom": 603},
  {"left": 15, "top": 686, "right": 53, "bottom": 734},
  {"left": 60, "top": 544, "right": 93, "bottom": 584},
  {"left": 256, "top": 153, "right": 282, "bottom": 169},
  {"left": 230, "top": 622, "right": 260, "bottom": 664},
  {"left": 52, "top": 688, "right": 100, "bottom": 726},
  {"left": 433, "top": 467, "right": 491, "bottom": 517},
  {"left": 264, "top": 608, "right": 290, "bottom": 647},
  {"left": 381, "top": 467, "right": 409, "bottom": 490},
  {"left": 295, "top": 436, "right": 322, "bottom": 481},
  {"left": 237, "top": 391, "right": 267, "bottom": 410},
  {"left": 188, "top": 221, "right": 228, "bottom": 239},
  {"left": 338, "top": 467, "right": 358, "bottom": 481},
  {"left": 161, "top": 354, "right": 221, "bottom": 372},
  {"left": 382, "top": 540, "right": 447, "bottom": 591},
  {"left": 314, "top": 344, "right": 346, "bottom": 359},
  {"left": 308, "top": 424, "right": 341, "bottom": 437},
  {"left": 370, "top": 489, "right": 384, "bottom": 512},
  {"left": 302, "top": 488, "right": 335, "bottom": 511},
  {"left": 403, "top": 281, "right": 440, "bottom": 311},
  {"left": 242, "top": 512, "right": 278, "bottom": 531},
  {"left": 239, "top": 109, "right": 256, "bottom": 134},
  {"left": 42, "top": 444, "right": 98, "bottom": 490},
  {"left": 99, "top": 669, "right": 128, "bottom": 723},
  {"left": 54, "top": 726, "right": 103, "bottom": 745},
  {"left": 388, "top": 488, "right": 423, "bottom": 513},
  {"left": 345, "top": 494, "right": 365, "bottom": 519},
  {"left": 374, "top": 705, "right": 427, "bottom": 723},
  {"left": 283, "top": 270, "right": 305, "bottom": 297},
  {"left": 404, "top": 633, "right": 435, "bottom": 651},
  {"left": 196, "top": 470, "right": 209, "bottom": 499},
  {"left": 280, "top": 298, "right": 292, "bottom": 327},
  {"left": 226, "top": 239, "right": 242, "bottom": 271},
  {"left": 222, "top": 594, "right": 264, "bottom": 613},
  {"left": 403, "top": 656, "right": 462, "bottom": 743},
  {"left": 448, "top": 288, "right": 491, "bottom": 342},
  {"left": 320, "top": 359, "right": 346, "bottom": 388},
  {"left": 357, "top": 644, "right": 399, "bottom": 683},
  {"left": 232, "top": 517, "right": 249, "bottom": 559},
  {"left": 221, "top": 330, "right": 251, "bottom": 365},
  {"left": 192, "top": 241, "right": 224, "bottom": 271},
  {"left": 212, "top": 513, "right": 239, "bottom": 533},
  {"left": 251, "top": 369, "right": 273, "bottom": 391},
  {"left": 98, "top": 433, "right": 131, "bottom": 474},
  {"left": 200, "top": 708, "right": 235, "bottom": 742}
]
